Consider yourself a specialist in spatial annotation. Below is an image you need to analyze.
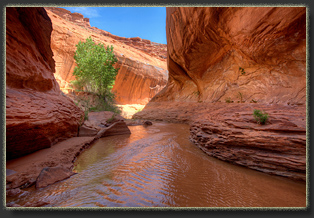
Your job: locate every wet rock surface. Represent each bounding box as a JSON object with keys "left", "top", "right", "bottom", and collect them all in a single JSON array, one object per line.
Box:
[
  {"left": 6, "top": 136, "right": 95, "bottom": 191},
  {"left": 36, "top": 166, "right": 76, "bottom": 189}
]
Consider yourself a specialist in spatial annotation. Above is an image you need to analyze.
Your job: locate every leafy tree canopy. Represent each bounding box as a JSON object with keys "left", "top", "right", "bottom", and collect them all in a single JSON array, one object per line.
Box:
[{"left": 73, "top": 37, "right": 119, "bottom": 98}]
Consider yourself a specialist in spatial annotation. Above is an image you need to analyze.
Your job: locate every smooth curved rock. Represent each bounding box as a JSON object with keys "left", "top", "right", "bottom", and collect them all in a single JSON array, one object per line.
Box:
[
  {"left": 36, "top": 166, "right": 76, "bottom": 189},
  {"left": 96, "top": 121, "right": 131, "bottom": 138},
  {"left": 143, "top": 120, "right": 153, "bottom": 126},
  {"left": 6, "top": 7, "right": 84, "bottom": 160},
  {"left": 153, "top": 7, "right": 306, "bottom": 105}
]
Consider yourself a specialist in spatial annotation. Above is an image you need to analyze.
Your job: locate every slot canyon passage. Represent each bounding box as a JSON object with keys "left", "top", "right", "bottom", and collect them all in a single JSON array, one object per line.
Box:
[{"left": 5, "top": 7, "right": 307, "bottom": 208}]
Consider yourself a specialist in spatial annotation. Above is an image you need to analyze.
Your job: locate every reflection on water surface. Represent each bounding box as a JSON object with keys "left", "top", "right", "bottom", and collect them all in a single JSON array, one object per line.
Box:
[{"left": 8, "top": 123, "right": 306, "bottom": 207}]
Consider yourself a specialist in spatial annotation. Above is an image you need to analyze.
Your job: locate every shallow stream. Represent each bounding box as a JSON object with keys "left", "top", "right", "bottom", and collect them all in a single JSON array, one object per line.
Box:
[{"left": 8, "top": 123, "right": 306, "bottom": 207}]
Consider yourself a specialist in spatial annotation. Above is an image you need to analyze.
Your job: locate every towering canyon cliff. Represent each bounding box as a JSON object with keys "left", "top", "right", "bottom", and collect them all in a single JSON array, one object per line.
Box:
[
  {"left": 135, "top": 7, "right": 307, "bottom": 181},
  {"left": 45, "top": 7, "right": 168, "bottom": 105},
  {"left": 6, "top": 7, "right": 84, "bottom": 159},
  {"left": 153, "top": 7, "right": 306, "bottom": 105}
]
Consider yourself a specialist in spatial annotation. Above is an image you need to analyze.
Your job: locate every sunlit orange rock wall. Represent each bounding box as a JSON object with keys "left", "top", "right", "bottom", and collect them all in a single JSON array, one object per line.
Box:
[
  {"left": 153, "top": 7, "right": 306, "bottom": 104},
  {"left": 6, "top": 7, "right": 83, "bottom": 160},
  {"left": 113, "top": 57, "right": 168, "bottom": 104},
  {"left": 46, "top": 7, "right": 168, "bottom": 105}
]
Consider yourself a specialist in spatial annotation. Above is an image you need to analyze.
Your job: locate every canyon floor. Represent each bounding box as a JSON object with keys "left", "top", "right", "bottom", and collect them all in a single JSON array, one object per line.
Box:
[
  {"left": 6, "top": 110, "right": 146, "bottom": 207},
  {"left": 6, "top": 101, "right": 307, "bottom": 207},
  {"left": 134, "top": 101, "right": 307, "bottom": 181}
]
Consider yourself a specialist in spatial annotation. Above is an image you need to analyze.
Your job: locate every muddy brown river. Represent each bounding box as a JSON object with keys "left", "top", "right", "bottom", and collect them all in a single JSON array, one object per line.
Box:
[{"left": 8, "top": 123, "right": 306, "bottom": 207}]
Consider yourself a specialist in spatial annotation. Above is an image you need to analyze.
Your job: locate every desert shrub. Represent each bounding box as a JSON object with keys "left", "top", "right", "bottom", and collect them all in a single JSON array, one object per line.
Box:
[
  {"left": 239, "top": 67, "right": 246, "bottom": 75},
  {"left": 84, "top": 110, "right": 89, "bottom": 121},
  {"left": 237, "top": 92, "right": 244, "bottom": 103},
  {"left": 106, "top": 114, "right": 117, "bottom": 123},
  {"left": 69, "top": 79, "right": 86, "bottom": 92},
  {"left": 93, "top": 96, "right": 121, "bottom": 114},
  {"left": 225, "top": 97, "right": 233, "bottom": 103},
  {"left": 253, "top": 109, "right": 268, "bottom": 125}
]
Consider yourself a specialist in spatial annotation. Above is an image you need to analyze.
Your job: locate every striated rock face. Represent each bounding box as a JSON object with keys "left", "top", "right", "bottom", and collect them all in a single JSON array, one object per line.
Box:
[
  {"left": 45, "top": 7, "right": 168, "bottom": 105},
  {"left": 153, "top": 7, "right": 306, "bottom": 105},
  {"left": 6, "top": 7, "right": 84, "bottom": 160},
  {"left": 189, "top": 104, "right": 306, "bottom": 181},
  {"left": 113, "top": 57, "right": 167, "bottom": 104},
  {"left": 134, "top": 101, "right": 306, "bottom": 181}
]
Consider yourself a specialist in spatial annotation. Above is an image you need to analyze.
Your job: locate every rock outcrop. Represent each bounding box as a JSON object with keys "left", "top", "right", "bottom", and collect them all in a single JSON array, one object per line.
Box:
[
  {"left": 96, "top": 121, "right": 131, "bottom": 138},
  {"left": 45, "top": 7, "right": 168, "bottom": 105},
  {"left": 153, "top": 7, "right": 306, "bottom": 105},
  {"left": 136, "top": 7, "right": 307, "bottom": 181},
  {"left": 6, "top": 111, "right": 131, "bottom": 191},
  {"left": 6, "top": 7, "right": 84, "bottom": 160},
  {"left": 35, "top": 166, "right": 76, "bottom": 189},
  {"left": 134, "top": 101, "right": 306, "bottom": 181},
  {"left": 190, "top": 104, "right": 306, "bottom": 181},
  {"left": 78, "top": 111, "right": 131, "bottom": 137}
]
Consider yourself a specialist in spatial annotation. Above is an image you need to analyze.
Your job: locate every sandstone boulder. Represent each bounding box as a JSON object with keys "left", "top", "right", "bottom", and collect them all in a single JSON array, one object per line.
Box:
[
  {"left": 96, "top": 121, "right": 131, "bottom": 138},
  {"left": 78, "top": 125, "right": 99, "bottom": 137},
  {"left": 36, "top": 166, "right": 76, "bottom": 189},
  {"left": 143, "top": 120, "right": 153, "bottom": 126},
  {"left": 83, "top": 111, "right": 124, "bottom": 130}
]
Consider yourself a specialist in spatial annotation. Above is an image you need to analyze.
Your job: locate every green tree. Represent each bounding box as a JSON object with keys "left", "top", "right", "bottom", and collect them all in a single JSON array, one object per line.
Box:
[{"left": 72, "top": 37, "right": 119, "bottom": 101}]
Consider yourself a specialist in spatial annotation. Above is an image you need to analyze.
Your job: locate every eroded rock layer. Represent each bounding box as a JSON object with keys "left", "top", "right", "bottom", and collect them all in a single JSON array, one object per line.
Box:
[
  {"left": 113, "top": 57, "right": 167, "bottom": 104},
  {"left": 154, "top": 7, "right": 306, "bottom": 105},
  {"left": 134, "top": 102, "right": 306, "bottom": 181},
  {"left": 190, "top": 104, "right": 306, "bottom": 181},
  {"left": 45, "top": 7, "right": 168, "bottom": 105},
  {"left": 6, "top": 7, "right": 84, "bottom": 159}
]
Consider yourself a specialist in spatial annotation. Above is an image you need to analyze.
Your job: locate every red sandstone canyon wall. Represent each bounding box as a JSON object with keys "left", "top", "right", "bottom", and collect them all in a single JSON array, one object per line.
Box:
[
  {"left": 6, "top": 7, "right": 84, "bottom": 159},
  {"left": 134, "top": 7, "right": 307, "bottom": 181},
  {"left": 153, "top": 7, "right": 306, "bottom": 105},
  {"left": 45, "top": 7, "right": 168, "bottom": 105}
]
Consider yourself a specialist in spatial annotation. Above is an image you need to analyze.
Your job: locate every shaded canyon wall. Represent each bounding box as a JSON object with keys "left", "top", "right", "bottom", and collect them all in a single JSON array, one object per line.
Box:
[
  {"left": 6, "top": 7, "right": 84, "bottom": 160},
  {"left": 45, "top": 7, "right": 168, "bottom": 105},
  {"left": 153, "top": 7, "right": 306, "bottom": 105}
]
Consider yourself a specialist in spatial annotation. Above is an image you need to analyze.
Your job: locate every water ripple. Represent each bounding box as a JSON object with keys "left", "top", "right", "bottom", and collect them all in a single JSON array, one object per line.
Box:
[{"left": 8, "top": 123, "right": 306, "bottom": 207}]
